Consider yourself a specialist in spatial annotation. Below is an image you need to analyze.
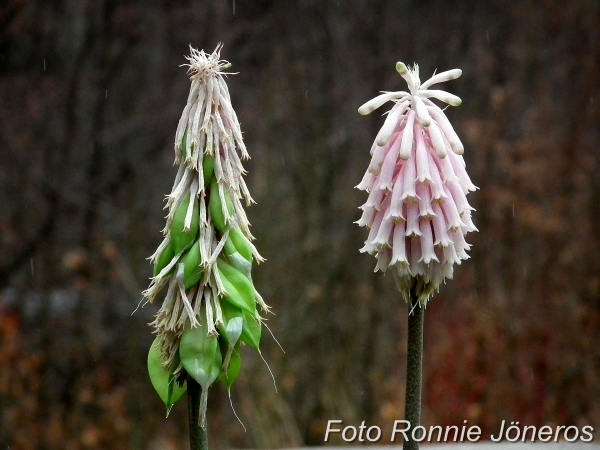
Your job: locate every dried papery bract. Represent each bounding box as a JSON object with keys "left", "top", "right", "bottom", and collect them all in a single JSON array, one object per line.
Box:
[
  {"left": 142, "top": 44, "right": 270, "bottom": 446},
  {"left": 357, "top": 62, "right": 476, "bottom": 450},
  {"left": 357, "top": 62, "right": 477, "bottom": 306}
]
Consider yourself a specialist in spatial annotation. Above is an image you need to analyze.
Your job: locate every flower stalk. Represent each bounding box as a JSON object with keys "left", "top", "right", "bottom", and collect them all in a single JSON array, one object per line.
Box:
[
  {"left": 357, "top": 62, "right": 476, "bottom": 448},
  {"left": 143, "top": 44, "right": 270, "bottom": 448},
  {"left": 404, "top": 289, "right": 424, "bottom": 450},
  {"left": 188, "top": 376, "right": 209, "bottom": 450}
]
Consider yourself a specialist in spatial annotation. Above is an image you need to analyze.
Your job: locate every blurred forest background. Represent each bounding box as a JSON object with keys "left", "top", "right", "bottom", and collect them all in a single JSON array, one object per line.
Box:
[{"left": 1, "top": 0, "right": 599, "bottom": 448}]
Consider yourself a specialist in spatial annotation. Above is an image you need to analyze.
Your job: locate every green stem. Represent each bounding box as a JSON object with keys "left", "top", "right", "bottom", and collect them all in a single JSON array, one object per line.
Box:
[
  {"left": 403, "top": 289, "right": 424, "bottom": 450},
  {"left": 187, "top": 375, "right": 209, "bottom": 450}
]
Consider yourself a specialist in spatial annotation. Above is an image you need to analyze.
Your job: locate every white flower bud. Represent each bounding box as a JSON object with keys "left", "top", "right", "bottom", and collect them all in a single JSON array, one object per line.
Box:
[
  {"left": 419, "top": 68, "right": 462, "bottom": 90},
  {"left": 358, "top": 91, "right": 408, "bottom": 115}
]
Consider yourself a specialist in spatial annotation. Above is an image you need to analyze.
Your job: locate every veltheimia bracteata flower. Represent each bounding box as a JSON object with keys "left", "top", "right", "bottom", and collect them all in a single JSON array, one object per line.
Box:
[
  {"left": 143, "top": 45, "right": 270, "bottom": 425},
  {"left": 356, "top": 62, "right": 477, "bottom": 305}
]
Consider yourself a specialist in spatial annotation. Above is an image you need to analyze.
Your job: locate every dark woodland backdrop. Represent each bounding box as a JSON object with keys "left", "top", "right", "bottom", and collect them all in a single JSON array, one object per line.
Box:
[{"left": 1, "top": 0, "right": 599, "bottom": 448}]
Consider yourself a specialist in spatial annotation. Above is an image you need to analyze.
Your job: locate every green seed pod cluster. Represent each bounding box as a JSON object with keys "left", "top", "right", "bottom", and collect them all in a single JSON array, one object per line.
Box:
[{"left": 143, "top": 44, "right": 270, "bottom": 425}]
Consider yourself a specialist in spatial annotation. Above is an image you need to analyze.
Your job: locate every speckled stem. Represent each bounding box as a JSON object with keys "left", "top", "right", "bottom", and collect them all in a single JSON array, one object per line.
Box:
[
  {"left": 403, "top": 289, "right": 424, "bottom": 450},
  {"left": 188, "top": 376, "right": 209, "bottom": 450}
]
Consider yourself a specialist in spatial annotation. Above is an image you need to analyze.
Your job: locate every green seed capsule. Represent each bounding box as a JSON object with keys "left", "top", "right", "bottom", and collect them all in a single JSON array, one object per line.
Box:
[
  {"left": 229, "top": 228, "right": 253, "bottom": 262},
  {"left": 154, "top": 240, "right": 175, "bottom": 277},
  {"left": 181, "top": 240, "right": 204, "bottom": 289},
  {"left": 209, "top": 179, "right": 234, "bottom": 233},
  {"left": 170, "top": 192, "right": 199, "bottom": 255},
  {"left": 209, "top": 181, "right": 225, "bottom": 232},
  {"left": 220, "top": 346, "right": 242, "bottom": 389},
  {"left": 217, "top": 259, "right": 256, "bottom": 315},
  {"left": 202, "top": 155, "right": 215, "bottom": 188},
  {"left": 179, "top": 326, "right": 222, "bottom": 388},
  {"left": 218, "top": 301, "right": 244, "bottom": 347},
  {"left": 225, "top": 194, "right": 234, "bottom": 215},
  {"left": 219, "top": 301, "right": 259, "bottom": 350},
  {"left": 240, "top": 310, "right": 261, "bottom": 350},
  {"left": 220, "top": 299, "right": 242, "bottom": 320},
  {"left": 224, "top": 235, "right": 238, "bottom": 257},
  {"left": 226, "top": 251, "right": 252, "bottom": 277},
  {"left": 147, "top": 337, "right": 187, "bottom": 415}
]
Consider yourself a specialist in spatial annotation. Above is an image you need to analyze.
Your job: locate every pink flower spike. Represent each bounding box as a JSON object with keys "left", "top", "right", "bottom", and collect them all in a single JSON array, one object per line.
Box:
[
  {"left": 440, "top": 192, "right": 465, "bottom": 232},
  {"left": 405, "top": 202, "right": 422, "bottom": 237},
  {"left": 442, "top": 262, "right": 454, "bottom": 280},
  {"left": 443, "top": 243, "right": 461, "bottom": 265},
  {"left": 358, "top": 92, "right": 409, "bottom": 115},
  {"left": 417, "top": 89, "right": 462, "bottom": 107},
  {"left": 391, "top": 221, "right": 408, "bottom": 265},
  {"left": 427, "top": 121, "right": 447, "bottom": 159},
  {"left": 368, "top": 139, "right": 392, "bottom": 175},
  {"left": 356, "top": 170, "right": 375, "bottom": 191},
  {"left": 450, "top": 229, "right": 471, "bottom": 260},
  {"left": 363, "top": 176, "right": 385, "bottom": 209},
  {"left": 425, "top": 101, "right": 464, "bottom": 155},
  {"left": 356, "top": 61, "right": 476, "bottom": 305},
  {"left": 447, "top": 183, "right": 474, "bottom": 215},
  {"left": 460, "top": 211, "right": 478, "bottom": 233},
  {"left": 378, "top": 133, "right": 403, "bottom": 191},
  {"left": 410, "top": 237, "right": 423, "bottom": 276},
  {"left": 389, "top": 169, "right": 406, "bottom": 221},
  {"left": 374, "top": 248, "right": 393, "bottom": 272},
  {"left": 447, "top": 151, "right": 478, "bottom": 193},
  {"left": 379, "top": 192, "right": 392, "bottom": 214},
  {"left": 419, "top": 68, "right": 462, "bottom": 90},
  {"left": 360, "top": 210, "right": 383, "bottom": 255},
  {"left": 437, "top": 148, "right": 460, "bottom": 185},
  {"left": 373, "top": 214, "right": 395, "bottom": 248},
  {"left": 431, "top": 203, "right": 452, "bottom": 247},
  {"left": 355, "top": 205, "right": 376, "bottom": 228},
  {"left": 415, "top": 126, "right": 432, "bottom": 183},
  {"left": 419, "top": 220, "right": 439, "bottom": 264},
  {"left": 399, "top": 110, "right": 416, "bottom": 160},
  {"left": 413, "top": 96, "right": 432, "bottom": 127},
  {"left": 376, "top": 102, "right": 409, "bottom": 147},
  {"left": 401, "top": 151, "right": 419, "bottom": 201},
  {"left": 416, "top": 183, "right": 436, "bottom": 218},
  {"left": 426, "top": 151, "right": 449, "bottom": 201}
]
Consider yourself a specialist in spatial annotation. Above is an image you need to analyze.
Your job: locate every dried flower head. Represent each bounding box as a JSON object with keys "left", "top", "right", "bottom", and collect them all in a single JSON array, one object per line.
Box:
[
  {"left": 143, "top": 44, "right": 270, "bottom": 424},
  {"left": 357, "top": 62, "right": 477, "bottom": 305},
  {"left": 183, "top": 43, "right": 234, "bottom": 79}
]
